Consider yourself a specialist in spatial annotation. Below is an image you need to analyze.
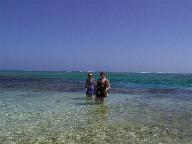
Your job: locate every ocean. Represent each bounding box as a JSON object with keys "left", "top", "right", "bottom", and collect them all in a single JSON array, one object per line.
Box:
[{"left": 0, "top": 71, "right": 192, "bottom": 143}]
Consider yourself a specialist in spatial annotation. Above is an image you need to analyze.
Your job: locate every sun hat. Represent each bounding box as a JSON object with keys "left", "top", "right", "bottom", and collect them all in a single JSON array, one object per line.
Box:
[{"left": 88, "top": 73, "right": 93, "bottom": 76}]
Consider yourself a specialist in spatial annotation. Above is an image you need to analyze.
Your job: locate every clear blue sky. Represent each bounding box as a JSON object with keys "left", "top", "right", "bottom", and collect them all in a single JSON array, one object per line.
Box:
[{"left": 1, "top": 0, "right": 192, "bottom": 72}]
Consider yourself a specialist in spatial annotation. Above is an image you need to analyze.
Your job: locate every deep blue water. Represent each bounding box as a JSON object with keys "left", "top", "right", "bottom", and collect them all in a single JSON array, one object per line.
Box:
[{"left": 1, "top": 71, "right": 192, "bottom": 89}]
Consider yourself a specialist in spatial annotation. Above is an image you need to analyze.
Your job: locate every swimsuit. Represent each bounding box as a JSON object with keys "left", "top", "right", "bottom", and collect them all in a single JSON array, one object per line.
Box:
[
  {"left": 96, "top": 78, "right": 109, "bottom": 97},
  {"left": 86, "top": 79, "right": 95, "bottom": 96}
]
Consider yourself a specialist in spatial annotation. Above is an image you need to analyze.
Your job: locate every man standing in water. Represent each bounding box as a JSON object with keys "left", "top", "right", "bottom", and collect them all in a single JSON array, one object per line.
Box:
[{"left": 95, "top": 72, "right": 110, "bottom": 103}]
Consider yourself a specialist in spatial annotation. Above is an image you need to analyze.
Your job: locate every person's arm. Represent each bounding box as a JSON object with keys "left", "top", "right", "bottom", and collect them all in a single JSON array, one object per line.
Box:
[
  {"left": 105, "top": 79, "right": 110, "bottom": 91},
  {"left": 85, "top": 79, "right": 88, "bottom": 91},
  {"left": 94, "top": 79, "right": 97, "bottom": 88},
  {"left": 94, "top": 79, "right": 97, "bottom": 94}
]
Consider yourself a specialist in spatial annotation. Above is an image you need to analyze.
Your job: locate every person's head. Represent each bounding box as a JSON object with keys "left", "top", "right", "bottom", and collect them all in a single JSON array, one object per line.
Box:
[
  {"left": 87, "top": 73, "right": 93, "bottom": 79},
  {"left": 100, "top": 71, "right": 106, "bottom": 78}
]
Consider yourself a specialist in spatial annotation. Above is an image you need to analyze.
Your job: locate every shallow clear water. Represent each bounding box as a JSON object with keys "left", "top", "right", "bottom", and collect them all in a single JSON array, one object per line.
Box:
[{"left": 0, "top": 71, "right": 192, "bottom": 143}]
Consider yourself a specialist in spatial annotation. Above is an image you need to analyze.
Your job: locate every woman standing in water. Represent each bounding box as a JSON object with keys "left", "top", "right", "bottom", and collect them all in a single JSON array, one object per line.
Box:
[
  {"left": 85, "top": 73, "right": 95, "bottom": 97},
  {"left": 95, "top": 72, "right": 110, "bottom": 103}
]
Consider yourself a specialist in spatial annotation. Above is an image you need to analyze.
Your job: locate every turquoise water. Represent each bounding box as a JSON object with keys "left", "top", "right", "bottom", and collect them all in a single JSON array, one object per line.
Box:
[{"left": 0, "top": 71, "right": 192, "bottom": 143}]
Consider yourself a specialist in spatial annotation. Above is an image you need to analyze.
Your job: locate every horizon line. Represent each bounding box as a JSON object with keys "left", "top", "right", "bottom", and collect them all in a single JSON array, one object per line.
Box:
[{"left": 0, "top": 69, "right": 191, "bottom": 74}]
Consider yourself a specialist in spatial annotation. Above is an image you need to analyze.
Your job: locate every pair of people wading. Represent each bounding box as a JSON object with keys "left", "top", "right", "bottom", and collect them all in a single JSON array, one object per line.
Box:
[{"left": 85, "top": 72, "right": 110, "bottom": 103}]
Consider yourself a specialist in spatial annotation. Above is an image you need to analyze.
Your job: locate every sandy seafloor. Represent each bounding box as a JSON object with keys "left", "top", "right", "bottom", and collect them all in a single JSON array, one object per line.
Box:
[{"left": 0, "top": 90, "right": 192, "bottom": 144}]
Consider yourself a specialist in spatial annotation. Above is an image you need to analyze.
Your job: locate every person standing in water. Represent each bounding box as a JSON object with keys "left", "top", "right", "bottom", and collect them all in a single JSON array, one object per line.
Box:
[
  {"left": 95, "top": 72, "right": 110, "bottom": 103},
  {"left": 85, "top": 73, "right": 95, "bottom": 97}
]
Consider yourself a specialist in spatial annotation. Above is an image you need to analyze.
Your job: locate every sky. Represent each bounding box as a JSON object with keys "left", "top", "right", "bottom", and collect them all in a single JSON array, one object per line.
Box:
[{"left": 0, "top": 0, "right": 192, "bottom": 72}]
